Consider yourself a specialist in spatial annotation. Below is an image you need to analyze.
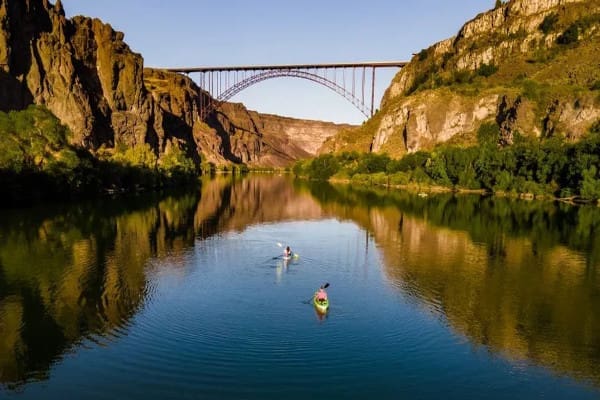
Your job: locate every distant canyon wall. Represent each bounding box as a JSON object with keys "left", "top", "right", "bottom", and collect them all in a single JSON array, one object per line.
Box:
[{"left": 0, "top": 0, "right": 350, "bottom": 167}]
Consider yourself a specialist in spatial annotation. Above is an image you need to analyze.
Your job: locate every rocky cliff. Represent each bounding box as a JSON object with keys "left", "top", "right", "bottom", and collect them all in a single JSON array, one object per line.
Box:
[
  {"left": 323, "top": 0, "right": 600, "bottom": 156},
  {"left": 0, "top": 0, "right": 348, "bottom": 167},
  {"left": 144, "top": 68, "right": 351, "bottom": 167}
]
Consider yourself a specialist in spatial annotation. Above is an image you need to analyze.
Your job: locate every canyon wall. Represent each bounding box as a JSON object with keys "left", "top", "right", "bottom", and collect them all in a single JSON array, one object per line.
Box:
[
  {"left": 0, "top": 0, "right": 349, "bottom": 167},
  {"left": 323, "top": 0, "right": 600, "bottom": 156}
]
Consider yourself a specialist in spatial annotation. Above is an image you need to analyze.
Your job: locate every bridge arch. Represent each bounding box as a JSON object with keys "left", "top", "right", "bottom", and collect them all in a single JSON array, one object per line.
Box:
[{"left": 208, "top": 70, "right": 372, "bottom": 118}]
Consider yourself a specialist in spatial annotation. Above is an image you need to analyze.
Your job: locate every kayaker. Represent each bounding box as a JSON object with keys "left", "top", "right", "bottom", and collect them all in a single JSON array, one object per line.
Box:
[
  {"left": 316, "top": 286, "right": 328, "bottom": 301},
  {"left": 284, "top": 246, "right": 292, "bottom": 258}
]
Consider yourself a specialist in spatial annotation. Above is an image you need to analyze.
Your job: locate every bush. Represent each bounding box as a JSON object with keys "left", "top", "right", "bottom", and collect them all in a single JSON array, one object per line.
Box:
[
  {"left": 557, "top": 23, "right": 580, "bottom": 45},
  {"left": 354, "top": 153, "right": 391, "bottom": 174},
  {"left": 0, "top": 105, "right": 75, "bottom": 174},
  {"left": 425, "top": 154, "right": 451, "bottom": 186},
  {"left": 539, "top": 13, "right": 559, "bottom": 34},
  {"left": 590, "top": 119, "right": 600, "bottom": 134},
  {"left": 392, "top": 151, "right": 430, "bottom": 172},
  {"left": 388, "top": 172, "right": 411, "bottom": 186},
  {"left": 307, "top": 154, "right": 340, "bottom": 180},
  {"left": 112, "top": 143, "right": 157, "bottom": 169},
  {"left": 453, "top": 70, "right": 473, "bottom": 84},
  {"left": 476, "top": 63, "right": 499, "bottom": 78},
  {"left": 411, "top": 167, "right": 432, "bottom": 184},
  {"left": 580, "top": 166, "right": 600, "bottom": 200},
  {"left": 158, "top": 143, "right": 197, "bottom": 180},
  {"left": 477, "top": 122, "right": 500, "bottom": 145}
]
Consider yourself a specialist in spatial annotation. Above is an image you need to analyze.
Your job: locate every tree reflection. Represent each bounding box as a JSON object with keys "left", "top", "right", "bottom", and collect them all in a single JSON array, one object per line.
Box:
[
  {"left": 306, "top": 181, "right": 600, "bottom": 386},
  {"left": 0, "top": 191, "right": 199, "bottom": 387},
  {"left": 1, "top": 176, "right": 600, "bottom": 389}
]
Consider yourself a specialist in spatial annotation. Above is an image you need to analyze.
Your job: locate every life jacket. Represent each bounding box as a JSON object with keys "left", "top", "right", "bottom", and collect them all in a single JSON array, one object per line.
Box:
[{"left": 316, "top": 289, "right": 328, "bottom": 301}]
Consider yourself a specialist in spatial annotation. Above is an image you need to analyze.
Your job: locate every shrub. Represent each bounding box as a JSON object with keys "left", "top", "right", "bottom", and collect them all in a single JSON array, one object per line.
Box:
[
  {"left": 557, "top": 14, "right": 600, "bottom": 45},
  {"left": 393, "top": 151, "right": 430, "bottom": 172},
  {"left": 453, "top": 70, "right": 473, "bottom": 84},
  {"left": 425, "top": 154, "right": 451, "bottom": 186},
  {"left": 493, "top": 170, "right": 513, "bottom": 192},
  {"left": 411, "top": 167, "right": 432, "bottom": 184},
  {"left": 112, "top": 143, "right": 157, "bottom": 169},
  {"left": 354, "top": 153, "right": 391, "bottom": 174},
  {"left": 476, "top": 63, "right": 499, "bottom": 78},
  {"left": 477, "top": 122, "right": 500, "bottom": 145},
  {"left": 590, "top": 119, "right": 600, "bottom": 134},
  {"left": 388, "top": 172, "right": 411, "bottom": 186},
  {"left": 580, "top": 166, "right": 600, "bottom": 200},
  {"left": 307, "top": 154, "right": 340, "bottom": 180},
  {"left": 350, "top": 173, "right": 376, "bottom": 186},
  {"left": 539, "top": 13, "right": 559, "bottom": 34},
  {"left": 158, "top": 143, "right": 197, "bottom": 179}
]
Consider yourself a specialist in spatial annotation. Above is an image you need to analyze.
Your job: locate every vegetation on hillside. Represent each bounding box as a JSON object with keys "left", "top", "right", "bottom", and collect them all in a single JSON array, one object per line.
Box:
[
  {"left": 0, "top": 106, "right": 199, "bottom": 204},
  {"left": 322, "top": 4, "right": 600, "bottom": 187},
  {"left": 401, "top": 9, "right": 600, "bottom": 97},
  {"left": 294, "top": 122, "right": 600, "bottom": 201}
]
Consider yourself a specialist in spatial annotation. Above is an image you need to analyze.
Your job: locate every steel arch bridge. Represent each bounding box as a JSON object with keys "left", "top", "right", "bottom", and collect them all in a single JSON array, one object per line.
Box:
[{"left": 165, "top": 61, "right": 407, "bottom": 120}]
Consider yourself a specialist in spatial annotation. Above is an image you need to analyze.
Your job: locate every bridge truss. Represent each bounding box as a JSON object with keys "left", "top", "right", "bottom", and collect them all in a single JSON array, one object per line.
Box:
[{"left": 166, "top": 62, "right": 406, "bottom": 120}]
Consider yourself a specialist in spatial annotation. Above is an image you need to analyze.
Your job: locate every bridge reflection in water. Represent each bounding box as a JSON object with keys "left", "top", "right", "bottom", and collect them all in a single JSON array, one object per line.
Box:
[{"left": 0, "top": 176, "right": 599, "bottom": 391}]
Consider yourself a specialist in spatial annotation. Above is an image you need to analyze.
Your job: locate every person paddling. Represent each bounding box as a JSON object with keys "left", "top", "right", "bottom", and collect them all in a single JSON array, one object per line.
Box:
[
  {"left": 284, "top": 246, "right": 292, "bottom": 258},
  {"left": 315, "top": 285, "right": 328, "bottom": 302}
]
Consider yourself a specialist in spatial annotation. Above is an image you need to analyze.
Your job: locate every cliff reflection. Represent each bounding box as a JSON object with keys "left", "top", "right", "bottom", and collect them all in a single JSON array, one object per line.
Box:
[
  {"left": 194, "top": 175, "right": 328, "bottom": 235},
  {"left": 2, "top": 176, "right": 600, "bottom": 388},
  {"left": 0, "top": 192, "right": 199, "bottom": 387},
  {"left": 309, "top": 183, "right": 600, "bottom": 385},
  {"left": 0, "top": 176, "right": 327, "bottom": 387}
]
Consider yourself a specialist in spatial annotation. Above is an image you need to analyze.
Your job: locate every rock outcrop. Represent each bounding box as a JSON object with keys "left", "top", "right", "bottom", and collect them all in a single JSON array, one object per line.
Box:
[
  {"left": 0, "top": 0, "right": 349, "bottom": 167},
  {"left": 325, "top": 0, "right": 600, "bottom": 156}
]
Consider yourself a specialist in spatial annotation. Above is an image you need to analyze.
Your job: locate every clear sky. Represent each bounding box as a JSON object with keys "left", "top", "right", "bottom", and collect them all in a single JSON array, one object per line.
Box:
[{"left": 63, "top": 1, "right": 493, "bottom": 124}]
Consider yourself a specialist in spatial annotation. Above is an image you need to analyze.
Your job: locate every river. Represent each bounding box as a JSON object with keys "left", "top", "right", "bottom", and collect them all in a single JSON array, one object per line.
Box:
[{"left": 1, "top": 175, "right": 599, "bottom": 399}]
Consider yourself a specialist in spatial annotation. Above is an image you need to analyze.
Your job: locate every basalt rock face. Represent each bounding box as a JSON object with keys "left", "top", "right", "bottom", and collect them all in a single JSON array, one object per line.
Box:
[
  {"left": 325, "top": 0, "right": 600, "bottom": 156},
  {"left": 208, "top": 103, "right": 352, "bottom": 167},
  {"left": 0, "top": 0, "right": 348, "bottom": 167},
  {"left": 144, "top": 68, "right": 352, "bottom": 167},
  {"left": 0, "top": 0, "right": 155, "bottom": 148}
]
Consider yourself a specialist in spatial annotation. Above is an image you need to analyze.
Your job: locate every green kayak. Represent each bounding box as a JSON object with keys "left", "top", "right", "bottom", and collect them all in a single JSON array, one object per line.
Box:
[{"left": 313, "top": 294, "right": 329, "bottom": 313}]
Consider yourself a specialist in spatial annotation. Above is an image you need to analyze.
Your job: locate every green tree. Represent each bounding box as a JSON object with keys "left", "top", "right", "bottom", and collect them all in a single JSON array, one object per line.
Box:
[
  {"left": 307, "top": 154, "right": 340, "bottom": 180},
  {"left": 580, "top": 166, "right": 600, "bottom": 200},
  {"left": 158, "top": 143, "right": 196, "bottom": 179},
  {"left": 425, "top": 153, "right": 451, "bottom": 186}
]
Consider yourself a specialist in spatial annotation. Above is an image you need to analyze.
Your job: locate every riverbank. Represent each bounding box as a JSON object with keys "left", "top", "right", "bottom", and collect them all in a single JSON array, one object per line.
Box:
[{"left": 327, "top": 176, "right": 600, "bottom": 206}]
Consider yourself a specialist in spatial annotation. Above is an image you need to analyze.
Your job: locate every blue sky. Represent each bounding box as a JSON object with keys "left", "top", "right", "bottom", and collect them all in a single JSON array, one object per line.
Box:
[{"left": 64, "top": 1, "right": 493, "bottom": 124}]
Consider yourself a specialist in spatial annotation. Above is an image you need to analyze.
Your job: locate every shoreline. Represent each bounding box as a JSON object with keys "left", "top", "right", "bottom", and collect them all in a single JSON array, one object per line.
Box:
[{"left": 327, "top": 177, "right": 600, "bottom": 206}]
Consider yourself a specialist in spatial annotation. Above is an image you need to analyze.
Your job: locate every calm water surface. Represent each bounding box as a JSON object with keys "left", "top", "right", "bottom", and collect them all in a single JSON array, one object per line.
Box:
[{"left": 1, "top": 176, "right": 600, "bottom": 399}]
